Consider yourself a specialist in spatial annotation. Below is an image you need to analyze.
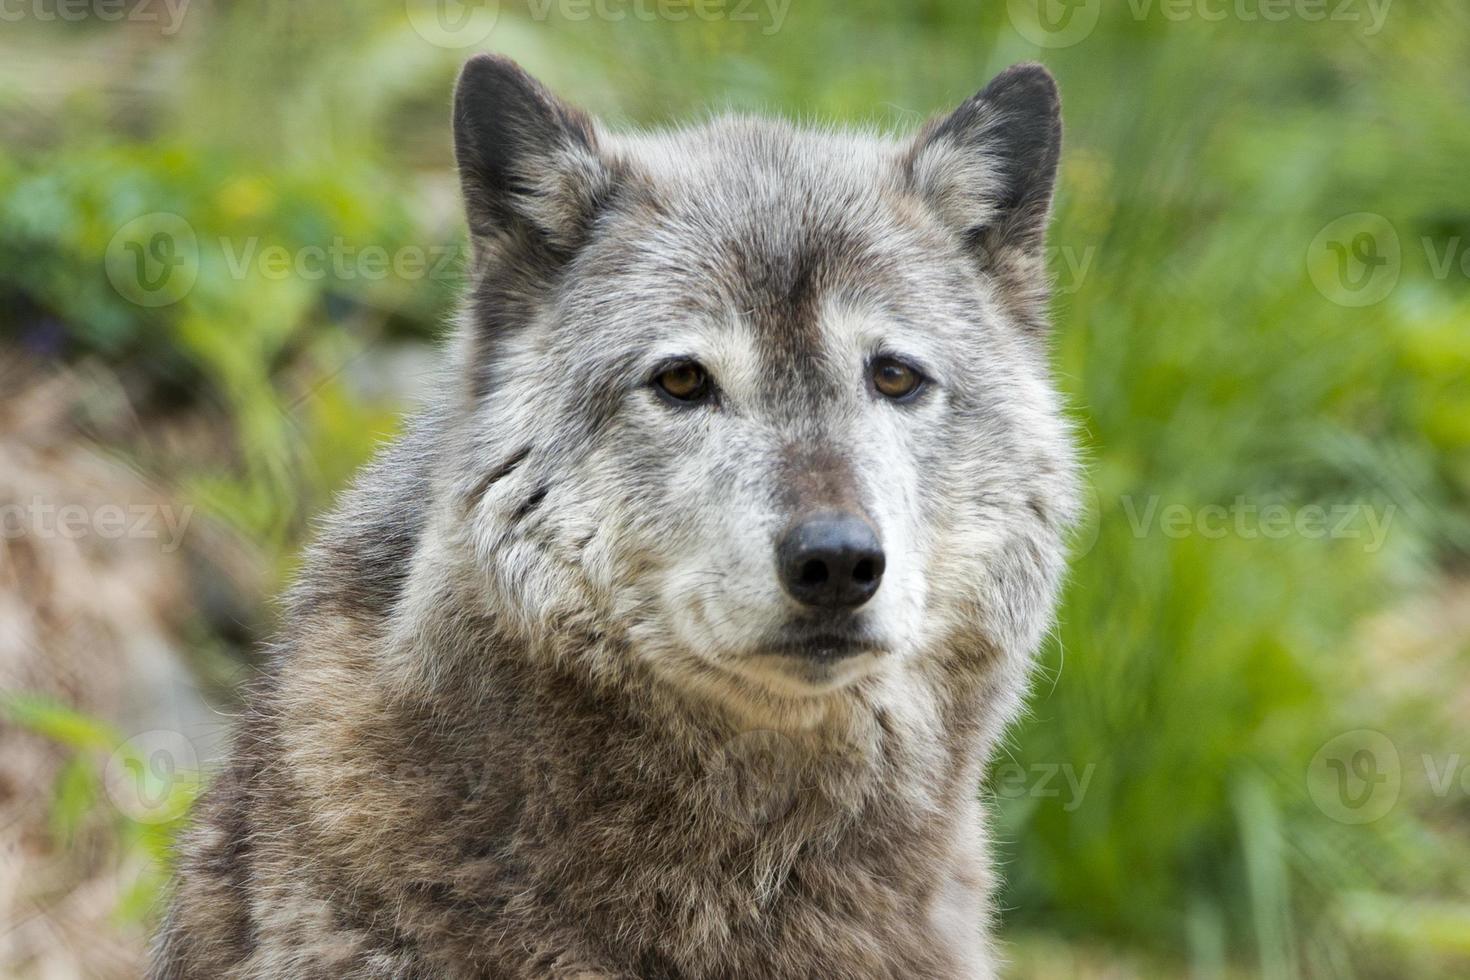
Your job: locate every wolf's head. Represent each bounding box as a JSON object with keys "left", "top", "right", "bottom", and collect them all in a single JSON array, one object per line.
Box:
[{"left": 434, "top": 56, "right": 1077, "bottom": 715}]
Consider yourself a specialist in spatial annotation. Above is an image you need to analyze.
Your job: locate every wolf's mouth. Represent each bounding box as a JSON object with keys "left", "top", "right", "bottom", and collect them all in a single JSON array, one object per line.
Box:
[
  {"left": 760, "top": 632, "right": 885, "bottom": 664},
  {"left": 702, "top": 620, "right": 897, "bottom": 699}
]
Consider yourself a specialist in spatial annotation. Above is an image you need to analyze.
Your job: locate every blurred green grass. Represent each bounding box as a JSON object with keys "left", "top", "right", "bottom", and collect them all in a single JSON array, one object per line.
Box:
[{"left": 2, "top": 1, "right": 1467, "bottom": 976}]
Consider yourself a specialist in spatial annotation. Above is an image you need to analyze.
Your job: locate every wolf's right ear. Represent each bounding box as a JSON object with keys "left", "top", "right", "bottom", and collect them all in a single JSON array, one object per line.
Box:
[{"left": 453, "top": 55, "right": 614, "bottom": 256}]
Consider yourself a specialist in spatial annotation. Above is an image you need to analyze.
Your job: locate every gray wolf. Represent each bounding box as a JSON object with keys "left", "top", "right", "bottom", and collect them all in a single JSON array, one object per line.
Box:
[{"left": 150, "top": 54, "right": 1078, "bottom": 979}]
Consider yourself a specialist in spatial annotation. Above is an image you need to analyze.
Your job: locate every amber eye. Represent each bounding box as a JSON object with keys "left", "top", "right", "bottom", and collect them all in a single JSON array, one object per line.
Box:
[
  {"left": 653, "top": 361, "right": 712, "bottom": 404},
  {"left": 871, "top": 357, "right": 925, "bottom": 401}
]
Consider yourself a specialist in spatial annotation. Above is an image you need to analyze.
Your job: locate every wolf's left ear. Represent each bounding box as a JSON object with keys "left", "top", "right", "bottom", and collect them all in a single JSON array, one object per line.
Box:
[
  {"left": 453, "top": 54, "right": 614, "bottom": 256},
  {"left": 906, "top": 63, "right": 1061, "bottom": 266}
]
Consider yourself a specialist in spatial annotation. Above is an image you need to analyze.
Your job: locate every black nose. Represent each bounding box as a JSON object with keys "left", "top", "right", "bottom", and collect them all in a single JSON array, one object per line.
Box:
[{"left": 776, "top": 513, "right": 885, "bottom": 609}]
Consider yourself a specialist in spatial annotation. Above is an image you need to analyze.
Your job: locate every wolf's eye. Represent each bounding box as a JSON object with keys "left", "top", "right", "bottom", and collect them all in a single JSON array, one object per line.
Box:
[
  {"left": 871, "top": 357, "right": 925, "bottom": 401},
  {"left": 653, "top": 361, "right": 712, "bottom": 405}
]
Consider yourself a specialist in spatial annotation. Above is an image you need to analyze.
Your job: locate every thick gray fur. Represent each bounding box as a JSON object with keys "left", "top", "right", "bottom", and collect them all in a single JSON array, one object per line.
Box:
[{"left": 150, "top": 55, "right": 1078, "bottom": 979}]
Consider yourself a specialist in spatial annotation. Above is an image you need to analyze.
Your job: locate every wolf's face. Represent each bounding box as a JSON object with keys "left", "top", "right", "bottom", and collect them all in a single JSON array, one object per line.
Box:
[{"left": 446, "top": 58, "right": 1077, "bottom": 708}]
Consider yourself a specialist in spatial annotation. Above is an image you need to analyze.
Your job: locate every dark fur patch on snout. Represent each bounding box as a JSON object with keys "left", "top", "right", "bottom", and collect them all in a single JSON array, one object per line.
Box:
[
  {"left": 513, "top": 485, "right": 550, "bottom": 523},
  {"left": 468, "top": 446, "right": 532, "bottom": 504},
  {"left": 779, "top": 445, "right": 866, "bottom": 521}
]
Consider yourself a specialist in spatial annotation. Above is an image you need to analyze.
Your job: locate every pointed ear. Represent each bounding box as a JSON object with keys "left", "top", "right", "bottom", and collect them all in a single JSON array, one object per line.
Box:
[
  {"left": 452, "top": 54, "right": 615, "bottom": 256},
  {"left": 906, "top": 63, "right": 1061, "bottom": 264}
]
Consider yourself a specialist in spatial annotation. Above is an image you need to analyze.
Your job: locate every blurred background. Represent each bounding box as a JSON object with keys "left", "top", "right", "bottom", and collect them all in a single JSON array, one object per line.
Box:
[{"left": 1, "top": 1, "right": 1467, "bottom": 976}]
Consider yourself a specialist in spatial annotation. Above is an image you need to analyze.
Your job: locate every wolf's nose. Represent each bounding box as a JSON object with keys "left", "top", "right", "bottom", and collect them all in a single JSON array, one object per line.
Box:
[{"left": 776, "top": 513, "right": 885, "bottom": 609}]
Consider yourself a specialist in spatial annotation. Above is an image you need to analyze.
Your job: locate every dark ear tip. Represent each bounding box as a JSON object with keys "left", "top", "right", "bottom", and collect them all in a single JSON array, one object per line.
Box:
[
  {"left": 455, "top": 53, "right": 531, "bottom": 105},
  {"left": 980, "top": 62, "right": 1060, "bottom": 115},
  {"left": 459, "top": 52, "right": 519, "bottom": 79}
]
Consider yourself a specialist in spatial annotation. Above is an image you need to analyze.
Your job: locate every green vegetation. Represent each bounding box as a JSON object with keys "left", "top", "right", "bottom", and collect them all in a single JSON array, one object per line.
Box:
[{"left": 2, "top": 2, "right": 1467, "bottom": 975}]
